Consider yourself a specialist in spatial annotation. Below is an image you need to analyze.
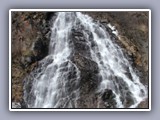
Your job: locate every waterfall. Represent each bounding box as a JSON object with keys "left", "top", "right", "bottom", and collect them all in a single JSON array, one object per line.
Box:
[{"left": 23, "top": 12, "right": 147, "bottom": 108}]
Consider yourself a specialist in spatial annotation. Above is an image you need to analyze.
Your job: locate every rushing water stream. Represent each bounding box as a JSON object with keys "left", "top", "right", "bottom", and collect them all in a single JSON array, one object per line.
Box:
[{"left": 23, "top": 12, "right": 147, "bottom": 108}]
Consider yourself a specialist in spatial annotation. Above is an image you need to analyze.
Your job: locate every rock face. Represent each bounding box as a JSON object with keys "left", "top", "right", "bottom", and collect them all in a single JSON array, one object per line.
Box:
[
  {"left": 11, "top": 12, "right": 54, "bottom": 103},
  {"left": 70, "top": 28, "right": 100, "bottom": 108},
  {"left": 11, "top": 12, "right": 149, "bottom": 108}
]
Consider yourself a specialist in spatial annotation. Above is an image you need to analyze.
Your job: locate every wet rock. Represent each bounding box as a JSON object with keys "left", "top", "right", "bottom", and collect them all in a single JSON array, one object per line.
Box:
[
  {"left": 69, "top": 25, "right": 100, "bottom": 108},
  {"left": 72, "top": 52, "right": 99, "bottom": 94},
  {"left": 101, "top": 89, "right": 116, "bottom": 108},
  {"left": 125, "top": 92, "right": 135, "bottom": 107},
  {"left": 20, "top": 99, "right": 28, "bottom": 108},
  {"left": 102, "top": 89, "right": 114, "bottom": 101},
  {"left": 71, "top": 28, "right": 92, "bottom": 58},
  {"left": 72, "top": 53, "right": 98, "bottom": 73}
]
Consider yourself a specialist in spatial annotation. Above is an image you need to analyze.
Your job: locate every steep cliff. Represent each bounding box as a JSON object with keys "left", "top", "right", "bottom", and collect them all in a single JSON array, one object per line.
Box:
[{"left": 11, "top": 12, "right": 53, "bottom": 103}]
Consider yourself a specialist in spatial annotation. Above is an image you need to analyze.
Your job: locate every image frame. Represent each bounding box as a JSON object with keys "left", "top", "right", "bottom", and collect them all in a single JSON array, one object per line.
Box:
[{"left": 9, "top": 9, "right": 151, "bottom": 111}]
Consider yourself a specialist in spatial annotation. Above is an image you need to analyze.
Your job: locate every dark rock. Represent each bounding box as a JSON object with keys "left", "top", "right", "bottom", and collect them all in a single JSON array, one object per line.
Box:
[
  {"left": 102, "top": 89, "right": 114, "bottom": 101},
  {"left": 33, "top": 38, "right": 49, "bottom": 61},
  {"left": 20, "top": 99, "right": 28, "bottom": 108},
  {"left": 45, "top": 12, "right": 56, "bottom": 21},
  {"left": 70, "top": 28, "right": 92, "bottom": 58},
  {"left": 101, "top": 89, "right": 116, "bottom": 108},
  {"left": 72, "top": 53, "right": 98, "bottom": 73},
  {"left": 11, "top": 12, "right": 52, "bottom": 103}
]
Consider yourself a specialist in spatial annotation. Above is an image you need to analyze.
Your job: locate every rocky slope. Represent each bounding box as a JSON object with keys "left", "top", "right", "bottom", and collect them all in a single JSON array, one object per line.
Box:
[
  {"left": 11, "top": 12, "right": 53, "bottom": 103},
  {"left": 11, "top": 11, "right": 149, "bottom": 108}
]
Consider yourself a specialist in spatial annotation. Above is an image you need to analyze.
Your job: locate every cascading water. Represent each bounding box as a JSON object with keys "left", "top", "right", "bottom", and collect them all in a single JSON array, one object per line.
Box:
[
  {"left": 23, "top": 12, "right": 147, "bottom": 108},
  {"left": 24, "top": 12, "right": 81, "bottom": 108}
]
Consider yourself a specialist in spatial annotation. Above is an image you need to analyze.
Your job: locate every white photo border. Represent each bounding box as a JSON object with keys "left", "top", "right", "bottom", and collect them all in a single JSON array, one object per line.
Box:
[{"left": 9, "top": 9, "right": 151, "bottom": 111}]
